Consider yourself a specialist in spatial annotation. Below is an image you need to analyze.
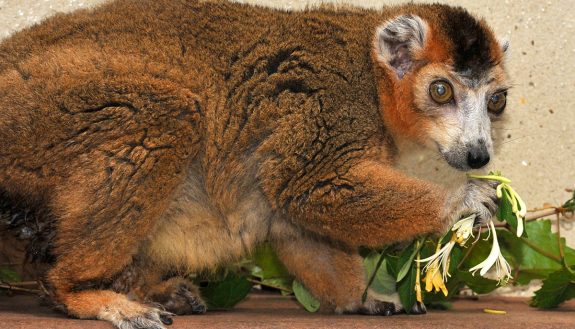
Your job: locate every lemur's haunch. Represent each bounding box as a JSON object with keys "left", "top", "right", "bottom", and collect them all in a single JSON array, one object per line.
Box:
[{"left": 0, "top": 0, "right": 509, "bottom": 327}]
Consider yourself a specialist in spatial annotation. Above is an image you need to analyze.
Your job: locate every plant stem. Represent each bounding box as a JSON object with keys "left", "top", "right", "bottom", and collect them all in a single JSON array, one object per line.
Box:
[
  {"left": 457, "top": 240, "right": 477, "bottom": 269},
  {"left": 557, "top": 213, "right": 564, "bottom": 259},
  {"left": 0, "top": 284, "right": 41, "bottom": 294},
  {"left": 415, "top": 242, "right": 422, "bottom": 303},
  {"left": 488, "top": 208, "right": 567, "bottom": 229},
  {"left": 246, "top": 279, "right": 293, "bottom": 293},
  {"left": 0, "top": 281, "right": 39, "bottom": 287},
  {"left": 516, "top": 232, "right": 561, "bottom": 263}
]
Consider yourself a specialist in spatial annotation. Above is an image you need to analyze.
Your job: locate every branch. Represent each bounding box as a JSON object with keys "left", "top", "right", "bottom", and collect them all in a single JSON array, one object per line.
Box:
[
  {"left": 557, "top": 213, "right": 564, "bottom": 259},
  {"left": 246, "top": 278, "right": 293, "bottom": 293},
  {"left": 0, "top": 284, "right": 41, "bottom": 294},
  {"left": 0, "top": 281, "right": 39, "bottom": 287}
]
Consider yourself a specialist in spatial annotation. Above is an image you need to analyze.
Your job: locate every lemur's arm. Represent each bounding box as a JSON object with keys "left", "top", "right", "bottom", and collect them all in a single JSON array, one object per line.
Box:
[
  {"left": 267, "top": 158, "right": 498, "bottom": 247},
  {"left": 280, "top": 160, "right": 452, "bottom": 247}
]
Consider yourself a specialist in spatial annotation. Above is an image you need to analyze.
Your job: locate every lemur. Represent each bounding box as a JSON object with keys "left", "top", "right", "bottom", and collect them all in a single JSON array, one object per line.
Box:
[{"left": 0, "top": 0, "right": 510, "bottom": 328}]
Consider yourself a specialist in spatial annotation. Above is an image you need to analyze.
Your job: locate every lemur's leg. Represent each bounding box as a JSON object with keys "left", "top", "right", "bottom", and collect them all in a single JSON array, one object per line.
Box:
[
  {"left": 271, "top": 230, "right": 424, "bottom": 315},
  {"left": 108, "top": 263, "right": 206, "bottom": 317},
  {"left": 47, "top": 152, "right": 186, "bottom": 329},
  {"left": 43, "top": 77, "right": 201, "bottom": 328},
  {"left": 140, "top": 276, "right": 207, "bottom": 316}
]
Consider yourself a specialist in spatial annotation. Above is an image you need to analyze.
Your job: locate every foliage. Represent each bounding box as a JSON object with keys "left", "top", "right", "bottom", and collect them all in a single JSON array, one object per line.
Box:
[
  {"left": 0, "top": 266, "right": 21, "bottom": 295},
  {"left": 188, "top": 188, "right": 575, "bottom": 312}
]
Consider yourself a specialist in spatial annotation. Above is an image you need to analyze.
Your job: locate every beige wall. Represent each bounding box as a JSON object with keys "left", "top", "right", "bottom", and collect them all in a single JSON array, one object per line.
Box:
[{"left": 1, "top": 0, "right": 574, "bottom": 287}]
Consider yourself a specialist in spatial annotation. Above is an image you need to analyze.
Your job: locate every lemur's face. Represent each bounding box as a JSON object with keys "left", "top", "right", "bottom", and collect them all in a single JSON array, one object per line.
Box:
[
  {"left": 412, "top": 63, "right": 511, "bottom": 171},
  {"left": 373, "top": 8, "right": 511, "bottom": 171}
]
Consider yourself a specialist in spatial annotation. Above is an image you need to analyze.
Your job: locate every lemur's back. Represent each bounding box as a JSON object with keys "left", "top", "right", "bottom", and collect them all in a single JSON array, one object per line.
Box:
[{"left": 0, "top": 0, "right": 387, "bottom": 212}]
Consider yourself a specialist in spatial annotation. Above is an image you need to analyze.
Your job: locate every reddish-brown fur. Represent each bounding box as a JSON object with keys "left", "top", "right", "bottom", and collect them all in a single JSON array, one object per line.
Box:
[{"left": 0, "top": 0, "right": 507, "bottom": 326}]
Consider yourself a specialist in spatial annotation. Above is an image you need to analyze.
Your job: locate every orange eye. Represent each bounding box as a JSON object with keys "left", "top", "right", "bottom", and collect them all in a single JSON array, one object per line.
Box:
[
  {"left": 429, "top": 81, "right": 453, "bottom": 104},
  {"left": 488, "top": 91, "right": 506, "bottom": 114}
]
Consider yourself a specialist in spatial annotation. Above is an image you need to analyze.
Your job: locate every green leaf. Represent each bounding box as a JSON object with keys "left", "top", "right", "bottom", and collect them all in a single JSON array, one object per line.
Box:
[
  {"left": 0, "top": 266, "right": 21, "bottom": 295},
  {"left": 448, "top": 245, "right": 464, "bottom": 274},
  {"left": 293, "top": 280, "right": 321, "bottom": 312},
  {"left": 0, "top": 267, "right": 21, "bottom": 283},
  {"left": 397, "top": 262, "right": 417, "bottom": 314},
  {"left": 440, "top": 230, "right": 454, "bottom": 245},
  {"left": 199, "top": 272, "right": 253, "bottom": 308},
  {"left": 386, "top": 255, "right": 399, "bottom": 278},
  {"left": 397, "top": 239, "right": 426, "bottom": 282},
  {"left": 530, "top": 258, "right": 575, "bottom": 308},
  {"left": 261, "top": 277, "right": 294, "bottom": 296},
  {"left": 461, "top": 220, "right": 575, "bottom": 286},
  {"left": 496, "top": 188, "right": 513, "bottom": 223},
  {"left": 363, "top": 251, "right": 395, "bottom": 296},
  {"left": 456, "top": 270, "right": 499, "bottom": 294},
  {"left": 251, "top": 243, "right": 291, "bottom": 279}
]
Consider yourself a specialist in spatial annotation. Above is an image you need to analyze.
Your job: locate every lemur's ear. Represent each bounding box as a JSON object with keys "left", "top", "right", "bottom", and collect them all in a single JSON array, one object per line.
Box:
[
  {"left": 499, "top": 36, "right": 510, "bottom": 62},
  {"left": 374, "top": 15, "right": 428, "bottom": 80}
]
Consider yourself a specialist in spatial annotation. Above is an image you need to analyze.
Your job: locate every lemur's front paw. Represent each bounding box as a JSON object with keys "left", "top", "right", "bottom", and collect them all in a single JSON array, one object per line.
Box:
[{"left": 449, "top": 178, "right": 499, "bottom": 226}]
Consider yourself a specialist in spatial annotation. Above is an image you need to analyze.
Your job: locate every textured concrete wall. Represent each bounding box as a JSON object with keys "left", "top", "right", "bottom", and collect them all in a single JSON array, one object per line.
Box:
[{"left": 1, "top": 0, "right": 574, "bottom": 292}]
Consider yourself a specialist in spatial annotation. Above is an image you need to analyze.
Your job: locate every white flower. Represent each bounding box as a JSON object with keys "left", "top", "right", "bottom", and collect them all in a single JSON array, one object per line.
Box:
[
  {"left": 505, "top": 184, "right": 527, "bottom": 237},
  {"left": 416, "top": 215, "right": 477, "bottom": 283},
  {"left": 451, "top": 214, "right": 476, "bottom": 244},
  {"left": 469, "top": 220, "right": 513, "bottom": 284},
  {"left": 417, "top": 241, "right": 456, "bottom": 282}
]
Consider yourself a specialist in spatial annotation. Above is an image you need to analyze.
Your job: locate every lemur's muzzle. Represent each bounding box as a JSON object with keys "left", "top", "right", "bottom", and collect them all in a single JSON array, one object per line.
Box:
[{"left": 467, "top": 140, "right": 490, "bottom": 169}]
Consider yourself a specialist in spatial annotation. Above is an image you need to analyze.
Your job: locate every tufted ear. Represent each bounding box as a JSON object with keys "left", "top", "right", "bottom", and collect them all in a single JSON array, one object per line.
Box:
[
  {"left": 373, "top": 15, "right": 428, "bottom": 80},
  {"left": 499, "top": 36, "right": 510, "bottom": 62}
]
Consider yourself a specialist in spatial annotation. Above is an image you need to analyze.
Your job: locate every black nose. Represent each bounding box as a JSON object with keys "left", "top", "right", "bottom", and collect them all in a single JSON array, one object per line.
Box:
[{"left": 467, "top": 147, "right": 490, "bottom": 169}]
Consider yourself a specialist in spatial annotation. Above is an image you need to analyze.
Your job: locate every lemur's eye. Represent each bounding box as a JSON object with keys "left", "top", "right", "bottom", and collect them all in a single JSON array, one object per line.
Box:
[
  {"left": 429, "top": 81, "right": 453, "bottom": 104},
  {"left": 488, "top": 91, "right": 507, "bottom": 114}
]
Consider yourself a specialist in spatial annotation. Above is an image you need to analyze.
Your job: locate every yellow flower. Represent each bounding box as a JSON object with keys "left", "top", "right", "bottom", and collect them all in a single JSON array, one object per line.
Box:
[{"left": 423, "top": 262, "right": 448, "bottom": 296}]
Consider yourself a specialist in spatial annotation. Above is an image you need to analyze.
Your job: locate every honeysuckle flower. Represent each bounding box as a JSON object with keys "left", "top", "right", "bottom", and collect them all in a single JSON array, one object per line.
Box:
[
  {"left": 416, "top": 214, "right": 476, "bottom": 283},
  {"left": 423, "top": 262, "right": 448, "bottom": 296},
  {"left": 469, "top": 220, "right": 513, "bottom": 284},
  {"left": 417, "top": 241, "right": 456, "bottom": 282},
  {"left": 505, "top": 184, "right": 527, "bottom": 237},
  {"left": 451, "top": 214, "right": 476, "bottom": 244}
]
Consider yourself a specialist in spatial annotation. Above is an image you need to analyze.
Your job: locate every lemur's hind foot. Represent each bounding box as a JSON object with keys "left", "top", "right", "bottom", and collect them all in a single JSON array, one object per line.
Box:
[
  {"left": 61, "top": 290, "right": 173, "bottom": 329},
  {"left": 146, "top": 277, "right": 207, "bottom": 315}
]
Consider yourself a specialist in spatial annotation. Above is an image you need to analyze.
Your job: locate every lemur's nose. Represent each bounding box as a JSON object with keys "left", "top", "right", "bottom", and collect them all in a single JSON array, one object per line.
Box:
[{"left": 467, "top": 142, "right": 490, "bottom": 169}]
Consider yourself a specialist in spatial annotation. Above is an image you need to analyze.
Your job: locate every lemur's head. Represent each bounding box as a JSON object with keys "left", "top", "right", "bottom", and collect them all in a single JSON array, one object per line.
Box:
[{"left": 373, "top": 5, "right": 511, "bottom": 171}]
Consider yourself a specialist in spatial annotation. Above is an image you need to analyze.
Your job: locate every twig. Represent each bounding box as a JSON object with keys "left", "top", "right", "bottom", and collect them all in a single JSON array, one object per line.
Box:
[
  {"left": 0, "top": 281, "right": 39, "bottom": 287},
  {"left": 246, "top": 278, "right": 292, "bottom": 293},
  {"left": 557, "top": 213, "right": 564, "bottom": 259},
  {"left": 486, "top": 208, "right": 569, "bottom": 229},
  {"left": 457, "top": 240, "right": 477, "bottom": 269},
  {"left": 0, "top": 284, "right": 41, "bottom": 294}
]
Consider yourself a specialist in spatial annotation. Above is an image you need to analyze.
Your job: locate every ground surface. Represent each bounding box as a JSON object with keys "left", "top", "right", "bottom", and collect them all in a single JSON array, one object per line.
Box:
[{"left": 1, "top": 291, "right": 574, "bottom": 328}]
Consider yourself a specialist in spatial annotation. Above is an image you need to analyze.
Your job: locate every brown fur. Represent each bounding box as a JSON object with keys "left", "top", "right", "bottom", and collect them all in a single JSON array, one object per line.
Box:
[{"left": 0, "top": 0, "right": 508, "bottom": 327}]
